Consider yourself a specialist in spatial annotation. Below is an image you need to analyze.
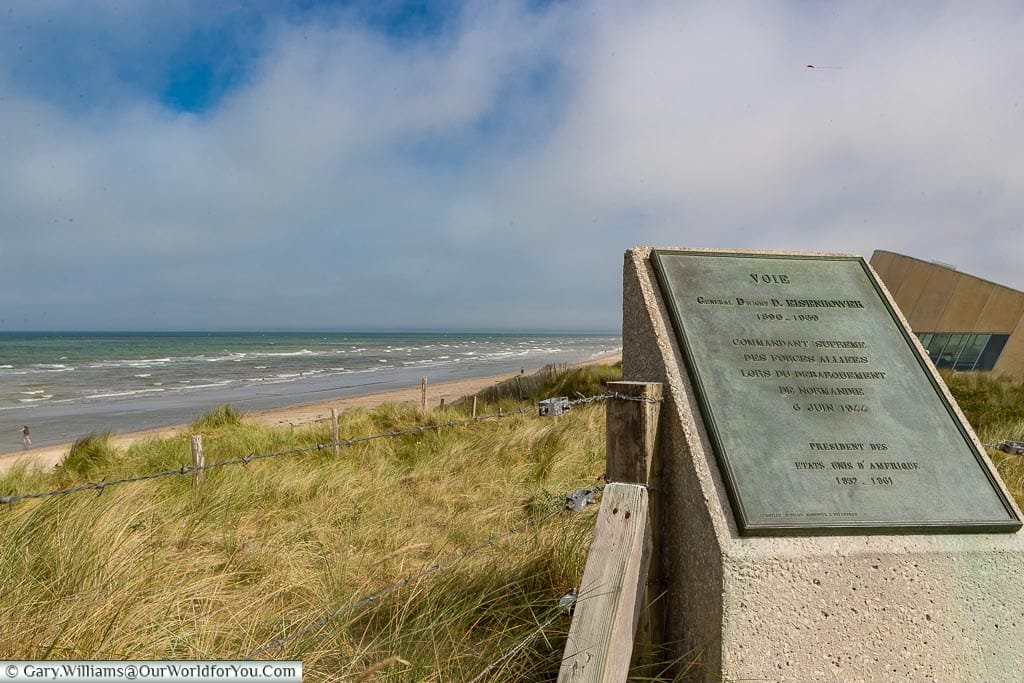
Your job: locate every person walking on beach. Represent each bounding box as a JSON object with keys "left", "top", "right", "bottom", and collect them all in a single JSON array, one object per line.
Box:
[{"left": 21, "top": 425, "right": 30, "bottom": 448}]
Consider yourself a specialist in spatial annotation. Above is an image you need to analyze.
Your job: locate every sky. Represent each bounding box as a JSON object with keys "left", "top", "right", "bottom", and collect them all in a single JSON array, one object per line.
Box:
[{"left": 2, "top": 1, "right": 1023, "bottom": 333}]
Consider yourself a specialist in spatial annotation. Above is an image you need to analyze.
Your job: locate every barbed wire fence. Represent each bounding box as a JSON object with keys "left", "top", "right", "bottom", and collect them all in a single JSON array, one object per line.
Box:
[
  {"left": 0, "top": 388, "right": 661, "bottom": 676},
  {"left": 0, "top": 406, "right": 536, "bottom": 507},
  {"left": 0, "top": 391, "right": 654, "bottom": 509}
]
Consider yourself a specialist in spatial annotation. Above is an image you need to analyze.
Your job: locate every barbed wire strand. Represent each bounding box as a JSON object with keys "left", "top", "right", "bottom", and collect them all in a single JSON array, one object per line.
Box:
[
  {"left": 248, "top": 489, "right": 595, "bottom": 658},
  {"left": 0, "top": 406, "right": 544, "bottom": 508},
  {"left": 466, "top": 607, "right": 568, "bottom": 683},
  {"left": 570, "top": 390, "right": 664, "bottom": 406},
  {"left": 0, "top": 391, "right": 655, "bottom": 509}
]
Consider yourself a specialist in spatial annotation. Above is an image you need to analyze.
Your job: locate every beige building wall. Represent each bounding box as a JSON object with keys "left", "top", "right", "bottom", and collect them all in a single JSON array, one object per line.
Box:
[{"left": 870, "top": 250, "right": 1024, "bottom": 375}]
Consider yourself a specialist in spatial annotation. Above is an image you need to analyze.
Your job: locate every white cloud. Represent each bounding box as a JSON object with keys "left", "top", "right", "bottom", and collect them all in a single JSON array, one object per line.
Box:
[{"left": 2, "top": 1, "right": 1024, "bottom": 330}]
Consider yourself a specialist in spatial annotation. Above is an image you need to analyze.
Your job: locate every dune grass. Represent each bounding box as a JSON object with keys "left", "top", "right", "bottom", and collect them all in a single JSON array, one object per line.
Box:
[
  {"left": 1, "top": 363, "right": 1021, "bottom": 680},
  {"left": 0, "top": 365, "right": 636, "bottom": 680},
  {"left": 56, "top": 431, "right": 117, "bottom": 482},
  {"left": 942, "top": 370, "right": 1024, "bottom": 504}
]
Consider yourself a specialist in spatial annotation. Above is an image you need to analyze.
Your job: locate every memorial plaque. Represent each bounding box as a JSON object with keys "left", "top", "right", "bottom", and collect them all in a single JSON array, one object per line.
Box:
[{"left": 651, "top": 250, "right": 1022, "bottom": 535}]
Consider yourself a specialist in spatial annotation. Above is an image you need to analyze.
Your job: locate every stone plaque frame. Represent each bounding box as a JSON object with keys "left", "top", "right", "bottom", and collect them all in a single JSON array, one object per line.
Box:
[{"left": 650, "top": 249, "right": 1021, "bottom": 536}]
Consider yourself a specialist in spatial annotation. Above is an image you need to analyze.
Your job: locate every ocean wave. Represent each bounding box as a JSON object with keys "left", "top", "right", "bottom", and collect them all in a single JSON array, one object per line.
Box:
[
  {"left": 89, "top": 358, "right": 173, "bottom": 369},
  {"left": 23, "top": 363, "right": 76, "bottom": 373},
  {"left": 88, "top": 388, "right": 167, "bottom": 399},
  {"left": 203, "top": 353, "right": 248, "bottom": 362},
  {"left": 178, "top": 380, "right": 234, "bottom": 390},
  {"left": 18, "top": 394, "right": 53, "bottom": 403},
  {"left": 258, "top": 349, "right": 316, "bottom": 358}
]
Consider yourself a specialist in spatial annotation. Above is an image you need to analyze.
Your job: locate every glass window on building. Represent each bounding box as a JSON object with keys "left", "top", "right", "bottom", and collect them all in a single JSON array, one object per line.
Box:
[
  {"left": 976, "top": 334, "right": 1010, "bottom": 371},
  {"left": 954, "top": 334, "right": 988, "bottom": 370},
  {"left": 915, "top": 332, "right": 1010, "bottom": 371},
  {"left": 925, "top": 333, "right": 951, "bottom": 363},
  {"left": 936, "top": 334, "right": 970, "bottom": 368}
]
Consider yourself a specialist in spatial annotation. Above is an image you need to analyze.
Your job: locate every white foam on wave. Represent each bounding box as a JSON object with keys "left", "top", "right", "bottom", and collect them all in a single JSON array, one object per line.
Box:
[
  {"left": 18, "top": 394, "right": 53, "bottom": 403},
  {"left": 26, "top": 363, "right": 75, "bottom": 373},
  {"left": 203, "top": 353, "right": 248, "bottom": 362},
  {"left": 260, "top": 349, "right": 316, "bottom": 358},
  {"left": 88, "top": 388, "right": 166, "bottom": 399},
  {"left": 89, "top": 358, "right": 172, "bottom": 369},
  {"left": 177, "top": 381, "right": 233, "bottom": 391}
]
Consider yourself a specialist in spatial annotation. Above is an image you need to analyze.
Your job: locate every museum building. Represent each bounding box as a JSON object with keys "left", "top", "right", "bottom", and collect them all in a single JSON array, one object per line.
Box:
[{"left": 870, "top": 250, "right": 1024, "bottom": 375}]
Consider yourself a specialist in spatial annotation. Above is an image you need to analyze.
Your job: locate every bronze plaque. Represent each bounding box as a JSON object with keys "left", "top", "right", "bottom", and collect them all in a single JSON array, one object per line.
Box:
[{"left": 651, "top": 250, "right": 1021, "bottom": 535}]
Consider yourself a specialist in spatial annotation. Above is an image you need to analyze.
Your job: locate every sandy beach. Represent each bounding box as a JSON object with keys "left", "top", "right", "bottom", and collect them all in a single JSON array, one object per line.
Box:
[{"left": 0, "top": 353, "right": 621, "bottom": 475}]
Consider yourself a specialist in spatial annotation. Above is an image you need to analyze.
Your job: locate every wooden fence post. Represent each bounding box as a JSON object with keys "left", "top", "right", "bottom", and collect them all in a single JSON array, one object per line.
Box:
[
  {"left": 605, "top": 381, "right": 662, "bottom": 485},
  {"left": 472, "top": 396, "right": 478, "bottom": 419},
  {"left": 439, "top": 397, "right": 445, "bottom": 410},
  {"left": 558, "top": 483, "right": 650, "bottom": 682},
  {"left": 606, "top": 381, "right": 663, "bottom": 672},
  {"left": 421, "top": 377, "right": 427, "bottom": 410},
  {"left": 331, "top": 408, "right": 340, "bottom": 456},
  {"left": 558, "top": 381, "right": 662, "bottom": 682},
  {"left": 190, "top": 435, "right": 204, "bottom": 489}
]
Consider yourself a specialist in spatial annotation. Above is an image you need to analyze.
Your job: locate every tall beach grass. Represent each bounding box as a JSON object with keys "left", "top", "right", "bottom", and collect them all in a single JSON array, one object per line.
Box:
[
  {"left": 0, "top": 362, "right": 1021, "bottom": 680},
  {"left": 0, "top": 364, "right": 634, "bottom": 680}
]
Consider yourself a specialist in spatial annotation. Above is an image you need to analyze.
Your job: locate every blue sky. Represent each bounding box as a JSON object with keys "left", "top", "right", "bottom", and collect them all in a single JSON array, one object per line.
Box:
[{"left": 2, "top": 1, "right": 1024, "bottom": 332}]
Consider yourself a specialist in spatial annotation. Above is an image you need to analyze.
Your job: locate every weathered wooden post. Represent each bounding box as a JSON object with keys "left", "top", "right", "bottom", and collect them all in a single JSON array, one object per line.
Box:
[
  {"left": 472, "top": 396, "right": 478, "bottom": 419},
  {"left": 331, "top": 408, "right": 340, "bottom": 456},
  {"left": 558, "top": 381, "right": 662, "bottom": 682},
  {"left": 190, "top": 435, "right": 204, "bottom": 489},
  {"left": 421, "top": 377, "right": 427, "bottom": 410},
  {"left": 605, "top": 382, "right": 662, "bottom": 486},
  {"left": 439, "top": 397, "right": 445, "bottom": 410},
  {"left": 604, "top": 381, "right": 663, "bottom": 669}
]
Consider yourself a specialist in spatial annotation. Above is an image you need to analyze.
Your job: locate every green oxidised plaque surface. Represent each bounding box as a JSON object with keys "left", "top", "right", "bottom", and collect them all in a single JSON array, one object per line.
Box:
[{"left": 651, "top": 250, "right": 1022, "bottom": 536}]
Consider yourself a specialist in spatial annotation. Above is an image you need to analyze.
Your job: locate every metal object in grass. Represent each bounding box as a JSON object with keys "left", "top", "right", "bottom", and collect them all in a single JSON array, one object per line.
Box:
[
  {"left": 538, "top": 396, "right": 571, "bottom": 417},
  {"left": 564, "top": 488, "right": 596, "bottom": 511},
  {"left": 997, "top": 440, "right": 1024, "bottom": 455},
  {"left": 558, "top": 587, "right": 578, "bottom": 616}
]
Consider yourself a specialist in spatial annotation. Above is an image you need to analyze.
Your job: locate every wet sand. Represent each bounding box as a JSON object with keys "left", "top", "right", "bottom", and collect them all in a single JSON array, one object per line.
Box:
[{"left": 0, "top": 353, "right": 621, "bottom": 475}]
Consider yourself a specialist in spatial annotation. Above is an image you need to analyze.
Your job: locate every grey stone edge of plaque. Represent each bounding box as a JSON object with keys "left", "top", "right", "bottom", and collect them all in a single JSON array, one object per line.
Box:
[{"left": 647, "top": 248, "right": 1022, "bottom": 537}]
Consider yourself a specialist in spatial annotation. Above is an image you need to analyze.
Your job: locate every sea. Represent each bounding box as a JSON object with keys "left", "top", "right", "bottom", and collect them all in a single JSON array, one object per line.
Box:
[{"left": 0, "top": 332, "right": 621, "bottom": 454}]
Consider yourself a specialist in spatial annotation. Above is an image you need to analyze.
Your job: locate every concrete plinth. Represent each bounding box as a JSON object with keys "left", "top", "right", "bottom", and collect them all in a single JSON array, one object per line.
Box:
[{"left": 622, "top": 247, "right": 1024, "bottom": 681}]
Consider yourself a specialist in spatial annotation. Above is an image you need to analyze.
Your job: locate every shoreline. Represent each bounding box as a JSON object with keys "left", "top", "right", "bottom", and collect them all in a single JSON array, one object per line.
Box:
[{"left": 0, "top": 352, "right": 621, "bottom": 474}]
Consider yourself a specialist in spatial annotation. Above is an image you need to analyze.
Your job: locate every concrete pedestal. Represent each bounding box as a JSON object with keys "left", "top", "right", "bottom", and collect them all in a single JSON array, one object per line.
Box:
[{"left": 622, "top": 247, "right": 1024, "bottom": 680}]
